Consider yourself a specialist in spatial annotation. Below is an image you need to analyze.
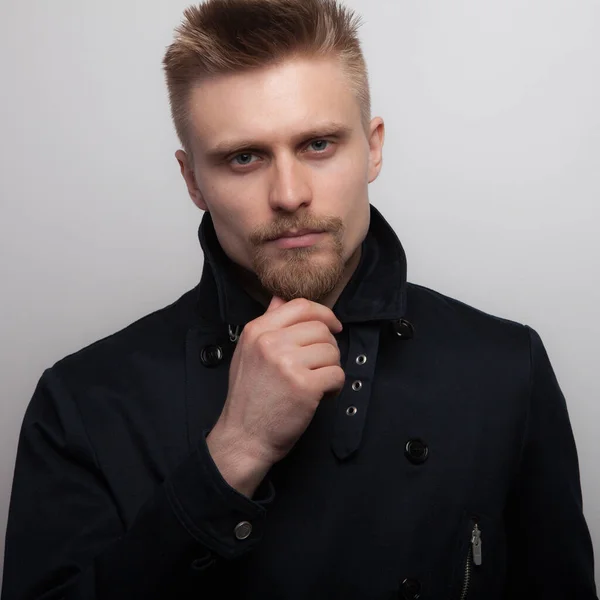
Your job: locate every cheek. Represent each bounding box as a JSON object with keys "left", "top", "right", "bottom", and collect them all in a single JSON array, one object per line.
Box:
[
  {"left": 197, "top": 162, "right": 254, "bottom": 202},
  {"left": 320, "top": 145, "right": 370, "bottom": 193},
  {"left": 199, "top": 175, "right": 260, "bottom": 226},
  {"left": 196, "top": 180, "right": 252, "bottom": 237},
  {"left": 315, "top": 157, "right": 368, "bottom": 212},
  {"left": 211, "top": 217, "right": 258, "bottom": 271}
]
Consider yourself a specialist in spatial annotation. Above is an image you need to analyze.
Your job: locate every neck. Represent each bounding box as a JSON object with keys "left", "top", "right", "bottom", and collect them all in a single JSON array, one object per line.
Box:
[{"left": 231, "top": 244, "right": 362, "bottom": 311}]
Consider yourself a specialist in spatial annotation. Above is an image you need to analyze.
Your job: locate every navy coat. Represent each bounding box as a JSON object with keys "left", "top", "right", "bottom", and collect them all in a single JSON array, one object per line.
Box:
[{"left": 2, "top": 204, "right": 597, "bottom": 599}]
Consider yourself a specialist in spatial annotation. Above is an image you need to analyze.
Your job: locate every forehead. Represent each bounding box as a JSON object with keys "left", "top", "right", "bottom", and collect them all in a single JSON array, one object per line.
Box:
[{"left": 187, "top": 56, "right": 361, "bottom": 152}]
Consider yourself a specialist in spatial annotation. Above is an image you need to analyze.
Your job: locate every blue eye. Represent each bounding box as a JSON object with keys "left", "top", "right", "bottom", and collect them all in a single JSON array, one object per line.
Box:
[
  {"left": 232, "top": 153, "right": 257, "bottom": 166},
  {"left": 309, "top": 140, "right": 330, "bottom": 152},
  {"left": 229, "top": 140, "right": 331, "bottom": 168}
]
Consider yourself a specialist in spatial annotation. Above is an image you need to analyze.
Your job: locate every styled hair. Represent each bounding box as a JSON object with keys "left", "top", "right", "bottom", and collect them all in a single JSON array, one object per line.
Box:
[{"left": 163, "top": 0, "right": 371, "bottom": 153}]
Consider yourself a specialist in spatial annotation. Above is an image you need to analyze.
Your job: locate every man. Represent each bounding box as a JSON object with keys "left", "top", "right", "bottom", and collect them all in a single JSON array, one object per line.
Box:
[{"left": 2, "top": 0, "right": 597, "bottom": 598}]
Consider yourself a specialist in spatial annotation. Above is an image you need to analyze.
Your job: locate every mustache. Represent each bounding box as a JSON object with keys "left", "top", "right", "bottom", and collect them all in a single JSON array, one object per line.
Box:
[{"left": 250, "top": 215, "right": 344, "bottom": 245}]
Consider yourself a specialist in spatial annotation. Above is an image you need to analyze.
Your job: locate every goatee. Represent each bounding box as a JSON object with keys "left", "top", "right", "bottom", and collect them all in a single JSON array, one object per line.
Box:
[{"left": 249, "top": 215, "right": 345, "bottom": 302}]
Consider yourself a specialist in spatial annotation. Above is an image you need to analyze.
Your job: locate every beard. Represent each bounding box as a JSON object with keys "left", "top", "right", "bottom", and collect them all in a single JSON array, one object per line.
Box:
[{"left": 249, "top": 215, "right": 346, "bottom": 302}]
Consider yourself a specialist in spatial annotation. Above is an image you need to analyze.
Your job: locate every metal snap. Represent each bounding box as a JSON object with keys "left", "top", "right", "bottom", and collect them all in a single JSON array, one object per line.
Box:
[
  {"left": 234, "top": 521, "right": 252, "bottom": 540},
  {"left": 346, "top": 406, "right": 358, "bottom": 416},
  {"left": 356, "top": 354, "right": 367, "bottom": 365},
  {"left": 351, "top": 380, "right": 363, "bottom": 391}
]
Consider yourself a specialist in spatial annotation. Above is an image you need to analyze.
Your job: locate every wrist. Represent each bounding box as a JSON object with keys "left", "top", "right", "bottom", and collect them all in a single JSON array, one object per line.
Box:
[{"left": 206, "top": 422, "right": 273, "bottom": 499}]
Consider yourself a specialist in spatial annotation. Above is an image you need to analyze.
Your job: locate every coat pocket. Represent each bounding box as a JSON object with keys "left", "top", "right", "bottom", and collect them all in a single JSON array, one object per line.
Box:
[
  {"left": 452, "top": 511, "right": 506, "bottom": 600},
  {"left": 457, "top": 515, "right": 481, "bottom": 599}
]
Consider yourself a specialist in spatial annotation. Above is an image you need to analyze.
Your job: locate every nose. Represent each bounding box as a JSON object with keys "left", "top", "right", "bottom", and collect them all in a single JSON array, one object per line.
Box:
[{"left": 268, "top": 155, "right": 312, "bottom": 213}]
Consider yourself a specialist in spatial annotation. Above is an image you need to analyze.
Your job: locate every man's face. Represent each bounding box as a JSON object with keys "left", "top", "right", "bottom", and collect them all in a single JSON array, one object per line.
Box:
[{"left": 178, "top": 56, "right": 384, "bottom": 302}]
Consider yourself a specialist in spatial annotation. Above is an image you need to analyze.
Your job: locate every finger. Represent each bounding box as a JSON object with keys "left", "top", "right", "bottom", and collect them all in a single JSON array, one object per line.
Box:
[
  {"left": 310, "top": 365, "right": 346, "bottom": 396},
  {"left": 260, "top": 298, "right": 342, "bottom": 334},
  {"left": 298, "top": 343, "right": 341, "bottom": 370},
  {"left": 284, "top": 321, "right": 339, "bottom": 348},
  {"left": 266, "top": 295, "right": 286, "bottom": 312}
]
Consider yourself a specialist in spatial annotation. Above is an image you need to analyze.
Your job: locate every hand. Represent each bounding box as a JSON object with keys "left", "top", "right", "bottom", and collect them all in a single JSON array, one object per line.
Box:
[{"left": 213, "top": 296, "right": 345, "bottom": 468}]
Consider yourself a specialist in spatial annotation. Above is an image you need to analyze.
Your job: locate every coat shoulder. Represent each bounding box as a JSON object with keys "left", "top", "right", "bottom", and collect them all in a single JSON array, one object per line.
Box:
[
  {"left": 49, "top": 285, "right": 200, "bottom": 387},
  {"left": 406, "top": 282, "right": 533, "bottom": 350}
]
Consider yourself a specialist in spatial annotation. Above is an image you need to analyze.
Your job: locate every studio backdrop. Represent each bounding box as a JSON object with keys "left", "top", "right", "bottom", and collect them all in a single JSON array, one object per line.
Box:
[{"left": 1, "top": 0, "right": 598, "bottom": 588}]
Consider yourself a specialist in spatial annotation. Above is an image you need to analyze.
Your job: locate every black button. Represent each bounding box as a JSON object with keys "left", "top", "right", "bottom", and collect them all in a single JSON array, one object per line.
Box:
[
  {"left": 190, "top": 553, "right": 216, "bottom": 573},
  {"left": 392, "top": 319, "right": 414, "bottom": 339},
  {"left": 405, "top": 439, "right": 429, "bottom": 465},
  {"left": 200, "top": 345, "right": 224, "bottom": 367},
  {"left": 399, "top": 578, "right": 421, "bottom": 600}
]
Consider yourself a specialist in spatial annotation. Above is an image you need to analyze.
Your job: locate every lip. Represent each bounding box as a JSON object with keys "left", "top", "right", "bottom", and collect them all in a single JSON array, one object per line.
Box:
[
  {"left": 273, "top": 229, "right": 324, "bottom": 239},
  {"left": 269, "top": 231, "right": 327, "bottom": 249}
]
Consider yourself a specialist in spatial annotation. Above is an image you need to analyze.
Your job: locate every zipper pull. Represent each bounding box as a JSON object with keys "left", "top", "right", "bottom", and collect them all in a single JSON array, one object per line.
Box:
[{"left": 471, "top": 524, "right": 483, "bottom": 566}]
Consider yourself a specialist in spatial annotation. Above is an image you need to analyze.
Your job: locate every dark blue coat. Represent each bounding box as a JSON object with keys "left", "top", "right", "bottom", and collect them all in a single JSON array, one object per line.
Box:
[{"left": 2, "top": 204, "right": 597, "bottom": 599}]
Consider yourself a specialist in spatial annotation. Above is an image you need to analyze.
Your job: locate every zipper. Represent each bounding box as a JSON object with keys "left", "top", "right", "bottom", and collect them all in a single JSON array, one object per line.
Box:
[{"left": 459, "top": 522, "right": 482, "bottom": 600}]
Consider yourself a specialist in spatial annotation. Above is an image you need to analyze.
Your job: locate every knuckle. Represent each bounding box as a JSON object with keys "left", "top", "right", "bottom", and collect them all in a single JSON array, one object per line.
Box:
[
  {"left": 293, "top": 297, "right": 312, "bottom": 313},
  {"left": 241, "top": 321, "right": 259, "bottom": 341},
  {"left": 278, "top": 353, "right": 296, "bottom": 375},
  {"left": 314, "top": 321, "right": 329, "bottom": 337},
  {"left": 311, "top": 321, "right": 331, "bottom": 342},
  {"left": 290, "top": 372, "right": 308, "bottom": 394},
  {"left": 256, "top": 331, "right": 275, "bottom": 354},
  {"left": 326, "top": 343, "right": 339, "bottom": 359},
  {"left": 333, "top": 345, "right": 341, "bottom": 363}
]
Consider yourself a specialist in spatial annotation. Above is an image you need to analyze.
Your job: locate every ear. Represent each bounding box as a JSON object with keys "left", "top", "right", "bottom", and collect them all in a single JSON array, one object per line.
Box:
[
  {"left": 367, "top": 117, "right": 385, "bottom": 184},
  {"left": 175, "top": 149, "right": 208, "bottom": 211}
]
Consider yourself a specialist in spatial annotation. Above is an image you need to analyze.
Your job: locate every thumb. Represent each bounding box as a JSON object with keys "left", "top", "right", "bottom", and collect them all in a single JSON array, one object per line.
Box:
[{"left": 266, "top": 295, "right": 286, "bottom": 312}]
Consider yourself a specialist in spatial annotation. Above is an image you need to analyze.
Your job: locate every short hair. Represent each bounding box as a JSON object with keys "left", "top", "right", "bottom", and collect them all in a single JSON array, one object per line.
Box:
[{"left": 163, "top": 0, "right": 371, "bottom": 154}]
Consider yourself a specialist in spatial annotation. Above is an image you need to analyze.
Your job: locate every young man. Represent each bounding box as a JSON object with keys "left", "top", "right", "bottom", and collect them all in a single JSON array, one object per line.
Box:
[{"left": 2, "top": 0, "right": 597, "bottom": 598}]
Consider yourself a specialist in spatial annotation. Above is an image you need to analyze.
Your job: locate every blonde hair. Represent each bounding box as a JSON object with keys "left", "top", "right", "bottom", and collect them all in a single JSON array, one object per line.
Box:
[{"left": 163, "top": 0, "right": 371, "bottom": 153}]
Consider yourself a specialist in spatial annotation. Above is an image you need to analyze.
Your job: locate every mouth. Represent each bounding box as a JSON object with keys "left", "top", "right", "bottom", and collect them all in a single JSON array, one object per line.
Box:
[
  {"left": 268, "top": 230, "right": 327, "bottom": 249},
  {"left": 270, "top": 228, "right": 325, "bottom": 240}
]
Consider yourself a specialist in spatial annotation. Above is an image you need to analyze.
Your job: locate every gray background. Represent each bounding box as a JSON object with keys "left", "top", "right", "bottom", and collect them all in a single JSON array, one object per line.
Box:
[{"left": 1, "top": 0, "right": 599, "bottom": 588}]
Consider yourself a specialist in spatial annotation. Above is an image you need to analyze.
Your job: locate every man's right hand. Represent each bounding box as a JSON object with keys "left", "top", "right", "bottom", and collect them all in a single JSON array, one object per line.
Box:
[{"left": 206, "top": 296, "right": 345, "bottom": 497}]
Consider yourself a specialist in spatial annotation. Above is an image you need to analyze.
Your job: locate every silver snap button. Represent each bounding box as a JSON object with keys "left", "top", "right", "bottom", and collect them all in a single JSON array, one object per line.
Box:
[
  {"left": 234, "top": 521, "right": 252, "bottom": 540},
  {"left": 351, "top": 380, "right": 362, "bottom": 391},
  {"left": 356, "top": 354, "right": 367, "bottom": 365},
  {"left": 346, "top": 406, "right": 358, "bottom": 416}
]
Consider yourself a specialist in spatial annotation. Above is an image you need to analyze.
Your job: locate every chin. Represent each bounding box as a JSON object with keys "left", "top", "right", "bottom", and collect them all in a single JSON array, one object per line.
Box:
[{"left": 258, "top": 256, "right": 344, "bottom": 302}]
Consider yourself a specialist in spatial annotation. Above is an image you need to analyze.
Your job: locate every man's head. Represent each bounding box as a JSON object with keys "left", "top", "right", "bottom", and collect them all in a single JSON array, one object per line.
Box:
[{"left": 163, "top": 0, "right": 384, "bottom": 303}]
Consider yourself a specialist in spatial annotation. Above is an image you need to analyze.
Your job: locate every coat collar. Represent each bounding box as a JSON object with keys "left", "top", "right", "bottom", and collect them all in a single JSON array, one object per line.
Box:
[{"left": 194, "top": 203, "right": 408, "bottom": 329}]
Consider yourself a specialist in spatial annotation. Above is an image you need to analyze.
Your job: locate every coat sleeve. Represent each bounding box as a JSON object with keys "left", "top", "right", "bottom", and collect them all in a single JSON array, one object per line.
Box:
[
  {"left": 1, "top": 368, "right": 275, "bottom": 600},
  {"left": 503, "top": 327, "right": 598, "bottom": 599}
]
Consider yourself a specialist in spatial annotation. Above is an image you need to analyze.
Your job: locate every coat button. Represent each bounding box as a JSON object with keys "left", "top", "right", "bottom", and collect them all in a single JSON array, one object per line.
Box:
[
  {"left": 392, "top": 319, "right": 414, "bottom": 339},
  {"left": 405, "top": 439, "right": 429, "bottom": 465},
  {"left": 190, "top": 553, "right": 216, "bottom": 572},
  {"left": 234, "top": 521, "right": 253, "bottom": 540},
  {"left": 200, "top": 345, "right": 224, "bottom": 367},
  {"left": 399, "top": 578, "right": 421, "bottom": 599}
]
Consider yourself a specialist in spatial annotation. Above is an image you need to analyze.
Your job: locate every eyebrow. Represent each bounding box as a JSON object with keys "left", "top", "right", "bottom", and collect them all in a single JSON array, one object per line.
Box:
[{"left": 204, "top": 122, "right": 353, "bottom": 162}]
